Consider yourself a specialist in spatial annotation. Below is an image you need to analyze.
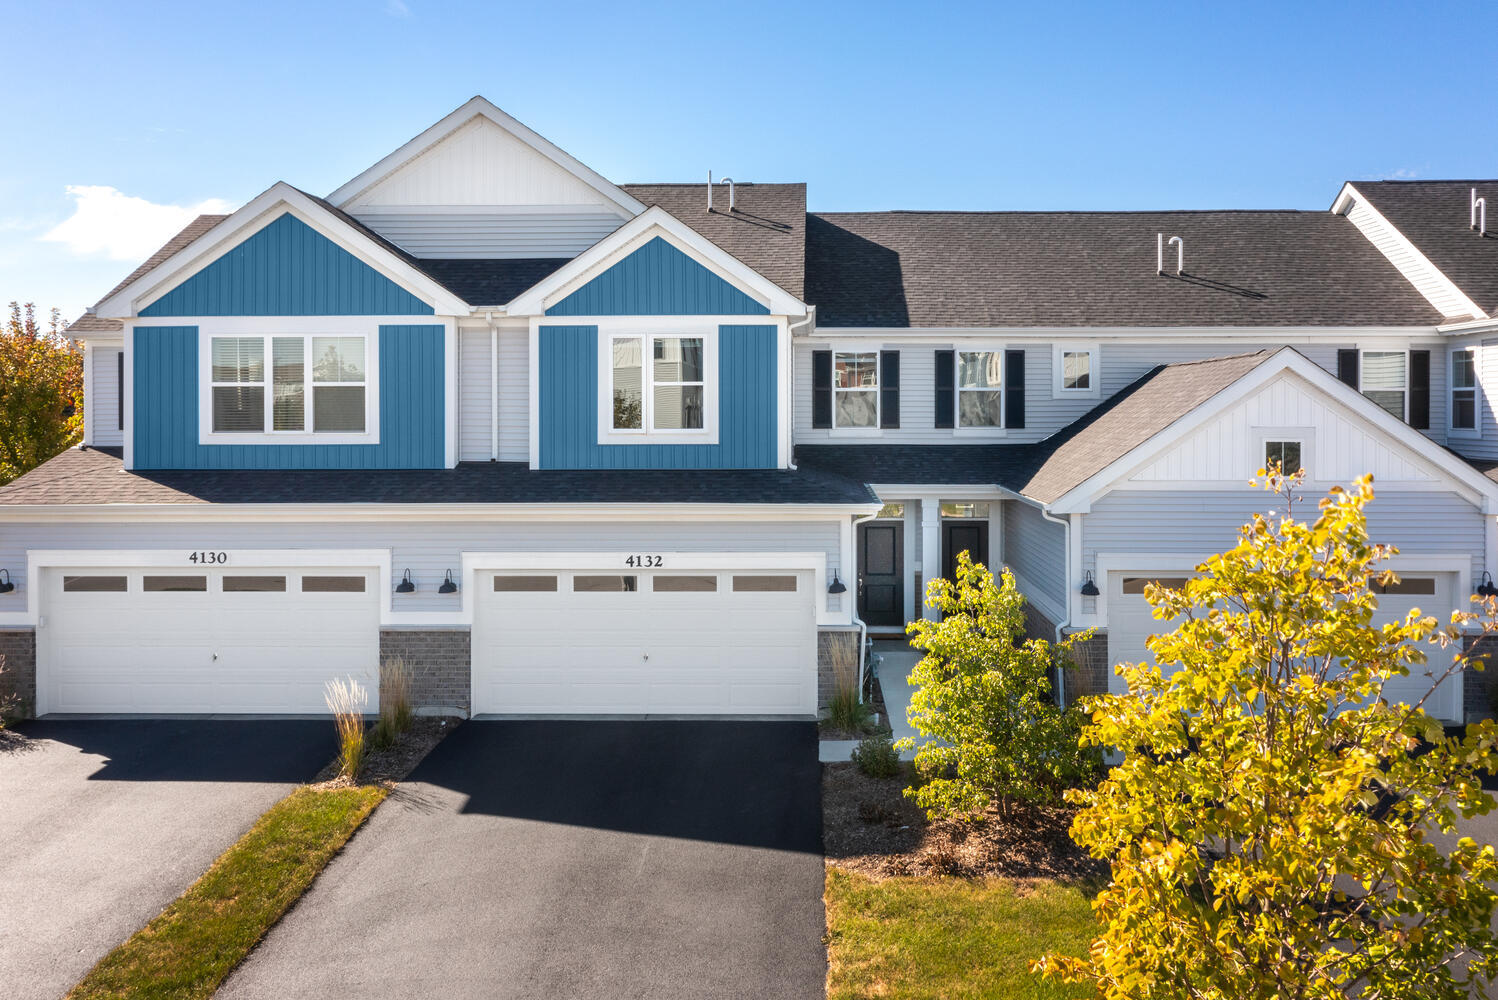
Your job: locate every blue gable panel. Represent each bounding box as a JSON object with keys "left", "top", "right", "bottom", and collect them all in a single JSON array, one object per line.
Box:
[
  {"left": 538, "top": 324, "right": 777, "bottom": 469},
  {"left": 545, "top": 237, "right": 770, "bottom": 317},
  {"left": 132, "top": 324, "right": 445, "bottom": 469},
  {"left": 139, "top": 214, "right": 434, "bottom": 317}
]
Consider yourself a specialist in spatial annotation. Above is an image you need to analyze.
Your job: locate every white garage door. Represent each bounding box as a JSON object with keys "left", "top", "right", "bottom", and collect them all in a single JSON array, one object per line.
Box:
[
  {"left": 471, "top": 567, "right": 817, "bottom": 715},
  {"left": 39, "top": 566, "right": 379, "bottom": 715},
  {"left": 1107, "top": 570, "right": 1462, "bottom": 722}
]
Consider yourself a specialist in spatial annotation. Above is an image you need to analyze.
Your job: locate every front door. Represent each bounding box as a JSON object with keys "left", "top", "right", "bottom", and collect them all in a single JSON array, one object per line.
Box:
[
  {"left": 943, "top": 521, "right": 989, "bottom": 582},
  {"left": 857, "top": 521, "right": 904, "bottom": 627}
]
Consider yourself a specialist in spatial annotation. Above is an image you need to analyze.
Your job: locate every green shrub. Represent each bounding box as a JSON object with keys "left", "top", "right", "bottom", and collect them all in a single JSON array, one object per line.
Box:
[
  {"left": 323, "top": 676, "right": 368, "bottom": 780},
  {"left": 852, "top": 734, "right": 901, "bottom": 779}
]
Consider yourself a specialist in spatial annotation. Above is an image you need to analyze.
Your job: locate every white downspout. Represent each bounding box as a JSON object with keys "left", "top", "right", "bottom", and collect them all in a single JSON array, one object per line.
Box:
[
  {"left": 785, "top": 307, "right": 815, "bottom": 470},
  {"left": 1039, "top": 506, "right": 1071, "bottom": 709},
  {"left": 850, "top": 507, "right": 882, "bottom": 699},
  {"left": 487, "top": 311, "right": 499, "bottom": 461}
]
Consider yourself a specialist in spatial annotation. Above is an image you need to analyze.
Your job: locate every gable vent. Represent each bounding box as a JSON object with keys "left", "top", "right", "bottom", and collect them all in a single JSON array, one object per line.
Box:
[
  {"left": 1156, "top": 233, "right": 1184, "bottom": 275},
  {"left": 1473, "top": 188, "right": 1488, "bottom": 236}
]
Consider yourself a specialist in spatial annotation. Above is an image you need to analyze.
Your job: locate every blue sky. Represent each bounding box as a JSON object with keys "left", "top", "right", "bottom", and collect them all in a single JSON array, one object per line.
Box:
[{"left": 5, "top": 0, "right": 1497, "bottom": 321}]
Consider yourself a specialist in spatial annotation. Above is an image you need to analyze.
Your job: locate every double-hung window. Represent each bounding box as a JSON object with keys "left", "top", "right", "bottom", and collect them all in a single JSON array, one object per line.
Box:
[
  {"left": 833, "top": 352, "right": 878, "bottom": 428},
  {"left": 210, "top": 334, "right": 368, "bottom": 435},
  {"left": 610, "top": 334, "right": 707, "bottom": 432},
  {"left": 1451, "top": 348, "right": 1478, "bottom": 434},
  {"left": 957, "top": 351, "right": 1003, "bottom": 427},
  {"left": 1360, "top": 350, "right": 1407, "bottom": 421}
]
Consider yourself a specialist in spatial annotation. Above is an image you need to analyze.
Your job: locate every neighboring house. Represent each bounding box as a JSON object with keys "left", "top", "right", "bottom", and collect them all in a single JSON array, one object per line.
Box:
[{"left": 2, "top": 98, "right": 1496, "bottom": 723}]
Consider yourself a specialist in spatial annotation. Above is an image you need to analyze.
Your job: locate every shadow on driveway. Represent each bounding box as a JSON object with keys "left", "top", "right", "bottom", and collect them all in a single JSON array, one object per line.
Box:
[{"left": 11, "top": 718, "right": 332, "bottom": 781}]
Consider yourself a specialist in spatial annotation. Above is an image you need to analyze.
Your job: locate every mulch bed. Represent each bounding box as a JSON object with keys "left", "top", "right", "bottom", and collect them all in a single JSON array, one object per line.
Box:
[
  {"left": 818, "top": 670, "right": 894, "bottom": 741},
  {"left": 312, "top": 715, "right": 457, "bottom": 788},
  {"left": 823, "top": 760, "right": 1107, "bottom": 883}
]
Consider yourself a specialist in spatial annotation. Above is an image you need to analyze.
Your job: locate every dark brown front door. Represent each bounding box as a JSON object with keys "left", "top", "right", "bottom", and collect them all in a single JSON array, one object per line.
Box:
[
  {"left": 943, "top": 521, "right": 989, "bottom": 582},
  {"left": 858, "top": 521, "right": 904, "bottom": 627}
]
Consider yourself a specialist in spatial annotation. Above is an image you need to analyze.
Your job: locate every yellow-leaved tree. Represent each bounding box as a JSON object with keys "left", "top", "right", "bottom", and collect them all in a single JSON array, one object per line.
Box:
[
  {"left": 0, "top": 302, "right": 82, "bottom": 485},
  {"left": 1034, "top": 472, "right": 1498, "bottom": 999}
]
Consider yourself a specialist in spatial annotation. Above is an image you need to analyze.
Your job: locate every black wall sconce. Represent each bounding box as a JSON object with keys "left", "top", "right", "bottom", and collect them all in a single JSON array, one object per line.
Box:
[
  {"left": 827, "top": 572, "right": 847, "bottom": 595},
  {"left": 439, "top": 570, "right": 459, "bottom": 595},
  {"left": 1079, "top": 571, "right": 1099, "bottom": 597},
  {"left": 1479, "top": 572, "right": 1498, "bottom": 599},
  {"left": 395, "top": 569, "right": 416, "bottom": 594},
  {"left": 0, "top": 570, "right": 13, "bottom": 595}
]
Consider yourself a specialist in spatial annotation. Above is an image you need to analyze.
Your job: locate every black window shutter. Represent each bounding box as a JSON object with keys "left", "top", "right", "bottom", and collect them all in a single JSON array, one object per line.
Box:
[
  {"left": 117, "top": 350, "right": 124, "bottom": 430},
  {"left": 1337, "top": 349, "right": 1359, "bottom": 389},
  {"left": 879, "top": 350, "right": 900, "bottom": 429},
  {"left": 1409, "top": 350, "right": 1430, "bottom": 429},
  {"left": 1004, "top": 349, "right": 1026, "bottom": 429},
  {"left": 934, "top": 350, "right": 955, "bottom": 429},
  {"left": 812, "top": 350, "right": 832, "bottom": 429}
]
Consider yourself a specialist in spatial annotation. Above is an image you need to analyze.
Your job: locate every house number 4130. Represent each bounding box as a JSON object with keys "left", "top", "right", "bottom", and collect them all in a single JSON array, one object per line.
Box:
[{"left": 188, "top": 551, "right": 228, "bottom": 565}]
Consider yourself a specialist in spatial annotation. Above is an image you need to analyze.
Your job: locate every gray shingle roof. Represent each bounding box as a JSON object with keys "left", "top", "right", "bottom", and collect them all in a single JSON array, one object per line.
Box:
[
  {"left": 805, "top": 211, "right": 1444, "bottom": 328},
  {"left": 1351, "top": 180, "right": 1498, "bottom": 317},
  {"left": 0, "top": 447, "right": 876, "bottom": 506},
  {"left": 66, "top": 214, "right": 229, "bottom": 334}
]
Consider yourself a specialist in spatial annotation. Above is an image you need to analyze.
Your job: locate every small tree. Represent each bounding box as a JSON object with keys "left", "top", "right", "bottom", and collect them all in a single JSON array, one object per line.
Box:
[
  {"left": 0, "top": 303, "right": 83, "bottom": 485},
  {"left": 898, "top": 553, "right": 1098, "bottom": 820},
  {"left": 1036, "top": 473, "right": 1498, "bottom": 1000}
]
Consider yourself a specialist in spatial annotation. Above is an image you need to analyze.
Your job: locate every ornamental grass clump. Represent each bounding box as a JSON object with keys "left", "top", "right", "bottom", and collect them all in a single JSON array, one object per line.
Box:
[
  {"left": 825, "top": 634, "right": 872, "bottom": 734},
  {"left": 1035, "top": 470, "right": 1498, "bottom": 1000},
  {"left": 371, "top": 657, "right": 413, "bottom": 749},
  {"left": 323, "top": 676, "right": 368, "bottom": 781}
]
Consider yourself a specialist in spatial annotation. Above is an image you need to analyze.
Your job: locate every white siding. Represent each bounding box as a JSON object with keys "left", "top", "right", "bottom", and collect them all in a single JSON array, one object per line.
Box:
[
  {"left": 0, "top": 519, "right": 845, "bottom": 616},
  {"left": 1455, "top": 339, "right": 1498, "bottom": 461},
  {"left": 497, "top": 327, "right": 529, "bottom": 461},
  {"left": 1002, "top": 499, "right": 1066, "bottom": 608},
  {"left": 354, "top": 211, "right": 625, "bottom": 260},
  {"left": 1343, "top": 196, "right": 1481, "bottom": 320},
  {"left": 457, "top": 330, "right": 493, "bottom": 461},
  {"left": 89, "top": 347, "right": 123, "bottom": 447}
]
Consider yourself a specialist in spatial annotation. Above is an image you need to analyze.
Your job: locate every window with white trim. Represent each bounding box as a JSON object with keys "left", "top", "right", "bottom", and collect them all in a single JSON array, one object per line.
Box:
[
  {"left": 611, "top": 334, "right": 707, "bottom": 432},
  {"left": 210, "top": 334, "right": 367, "bottom": 434},
  {"left": 1360, "top": 350, "right": 1407, "bottom": 421},
  {"left": 957, "top": 351, "right": 1002, "bottom": 427},
  {"left": 1264, "top": 439, "right": 1302, "bottom": 473},
  {"left": 833, "top": 351, "right": 878, "bottom": 428},
  {"left": 1451, "top": 348, "right": 1478, "bottom": 434}
]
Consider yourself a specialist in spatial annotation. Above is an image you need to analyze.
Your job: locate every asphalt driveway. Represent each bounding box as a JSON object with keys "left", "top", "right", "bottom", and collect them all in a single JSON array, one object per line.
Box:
[
  {"left": 0, "top": 719, "right": 332, "bottom": 1000},
  {"left": 220, "top": 720, "right": 825, "bottom": 1000}
]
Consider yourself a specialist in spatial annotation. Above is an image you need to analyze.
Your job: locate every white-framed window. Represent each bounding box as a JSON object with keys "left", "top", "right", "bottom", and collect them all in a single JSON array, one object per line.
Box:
[
  {"left": 833, "top": 351, "right": 879, "bottom": 429},
  {"left": 957, "top": 350, "right": 1003, "bottom": 427},
  {"left": 205, "top": 332, "right": 373, "bottom": 441},
  {"left": 599, "top": 326, "right": 718, "bottom": 443},
  {"left": 1360, "top": 350, "right": 1408, "bottom": 421},
  {"left": 1450, "top": 347, "right": 1479, "bottom": 436},
  {"left": 1264, "top": 439, "right": 1302, "bottom": 473},
  {"left": 1052, "top": 343, "right": 1099, "bottom": 396},
  {"left": 1254, "top": 427, "right": 1313, "bottom": 479}
]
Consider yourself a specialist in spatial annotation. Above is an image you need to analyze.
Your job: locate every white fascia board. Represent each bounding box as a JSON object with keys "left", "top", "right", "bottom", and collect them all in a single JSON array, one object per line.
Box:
[
  {"left": 1332, "top": 182, "right": 1486, "bottom": 322},
  {"left": 505, "top": 206, "right": 808, "bottom": 318},
  {"left": 1438, "top": 316, "right": 1498, "bottom": 336},
  {"left": 95, "top": 182, "right": 471, "bottom": 318},
  {"left": 868, "top": 484, "right": 1014, "bottom": 500},
  {"left": 1046, "top": 346, "right": 1498, "bottom": 513},
  {"left": 807, "top": 325, "right": 1444, "bottom": 340},
  {"left": 0, "top": 502, "right": 881, "bottom": 523},
  {"left": 325, "top": 97, "right": 647, "bottom": 218}
]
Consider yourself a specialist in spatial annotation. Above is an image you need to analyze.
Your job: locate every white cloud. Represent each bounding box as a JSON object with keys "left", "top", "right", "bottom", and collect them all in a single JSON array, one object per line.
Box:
[
  {"left": 385, "top": 0, "right": 410, "bottom": 16},
  {"left": 40, "top": 185, "right": 234, "bottom": 262},
  {"left": 1364, "top": 167, "right": 1421, "bottom": 181}
]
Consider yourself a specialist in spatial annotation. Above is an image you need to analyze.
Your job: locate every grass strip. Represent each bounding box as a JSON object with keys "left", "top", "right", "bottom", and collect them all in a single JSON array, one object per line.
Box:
[
  {"left": 825, "top": 866, "right": 1096, "bottom": 1000},
  {"left": 68, "top": 784, "right": 386, "bottom": 1000}
]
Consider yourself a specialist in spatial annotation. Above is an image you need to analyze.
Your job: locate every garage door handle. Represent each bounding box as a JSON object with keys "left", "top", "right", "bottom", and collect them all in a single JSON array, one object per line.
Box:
[{"left": 212, "top": 653, "right": 218, "bottom": 661}]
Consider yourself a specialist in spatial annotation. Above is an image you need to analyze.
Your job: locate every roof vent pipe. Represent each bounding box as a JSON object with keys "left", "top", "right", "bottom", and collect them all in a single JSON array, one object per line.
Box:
[
  {"left": 1156, "top": 233, "right": 1184, "bottom": 275},
  {"left": 720, "top": 177, "right": 735, "bottom": 212},
  {"left": 1473, "top": 188, "right": 1487, "bottom": 235},
  {"left": 707, "top": 171, "right": 713, "bottom": 212}
]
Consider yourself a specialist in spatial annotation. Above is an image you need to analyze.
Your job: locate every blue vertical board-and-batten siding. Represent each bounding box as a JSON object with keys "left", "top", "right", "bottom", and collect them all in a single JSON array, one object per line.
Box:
[
  {"left": 545, "top": 237, "right": 770, "bottom": 316},
  {"left": 539, "top": 325, "right": 778, "bottom": 469},
  {"left": 139, "top": 214, "right": 434, "bottom": 317},
  {"left": 132, "top": 325, "right": 445, "bottom": 469}
]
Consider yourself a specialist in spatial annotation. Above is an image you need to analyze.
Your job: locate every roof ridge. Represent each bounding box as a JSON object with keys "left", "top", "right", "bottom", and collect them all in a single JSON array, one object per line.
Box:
[
  {"left": 810, "top": 208, "right": 1323, "bottom": 217},
  {"left": 1160, "top": 349, "right": 1273, "bottom": 370}
]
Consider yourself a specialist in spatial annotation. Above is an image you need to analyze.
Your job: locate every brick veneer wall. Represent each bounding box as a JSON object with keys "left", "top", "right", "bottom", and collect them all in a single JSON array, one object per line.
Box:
[
  {"left": 0, "top": 630, "right": 36, "bottom": 719},
  {"left": 379, "top": 628, "right": 470, "bottom": 716},
  {"left": 1464, "top": 633, "right": 1498, "bottom": 724},
  {"left": 1020, "top": 604, "right": 1109, "bottom": 703},
  {"left": 818, "top": 627, "right": 861, "bottom": 711}
]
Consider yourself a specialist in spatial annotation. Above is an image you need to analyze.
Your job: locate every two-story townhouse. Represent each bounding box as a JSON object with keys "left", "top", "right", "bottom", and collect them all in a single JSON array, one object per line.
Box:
[{"left": 2, "top": 97, "right": 1496, "bottom": 724}]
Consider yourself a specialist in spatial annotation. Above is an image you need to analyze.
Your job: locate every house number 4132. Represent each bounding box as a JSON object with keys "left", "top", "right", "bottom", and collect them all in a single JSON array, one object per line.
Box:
[
  {"left": 624, "top": 555, "right": 663, "bottom": 568},
  {"left": 188, "top": 551, "right": 228, "bottom": 565}
]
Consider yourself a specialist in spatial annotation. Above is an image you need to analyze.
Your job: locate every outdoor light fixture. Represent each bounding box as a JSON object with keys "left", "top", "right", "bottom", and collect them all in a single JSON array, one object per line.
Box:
[
  {"left": 1080, "top": 571, "right": 1099, "bottom": 597},
  {"left": 438, "top": 570, "right": 458, "bottom": 595},
  {"left": 0, "top": 570, "right": 12, "bottom": 595},
  {"left": 1479, "top": 572, "right": 1498, "bottom": 599},
  {"left": 827, "top": 572, "right": 847, "bottom": 595},
  {"left": 395, "top": 569, "right": 416, "bottom": 594}
]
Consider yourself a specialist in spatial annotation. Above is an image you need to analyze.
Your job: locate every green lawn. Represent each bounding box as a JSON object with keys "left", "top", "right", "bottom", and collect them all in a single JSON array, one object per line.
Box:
[
  {"left": 68, "top": 784, "right": 386, "bottom": 1000},
  {"left": 825, "top": 867, "right": 1097, "bottom": 1000}
]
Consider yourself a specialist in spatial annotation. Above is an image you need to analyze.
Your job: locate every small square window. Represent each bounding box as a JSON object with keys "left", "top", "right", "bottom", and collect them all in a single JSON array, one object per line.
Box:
[
  {"left": 1061, "top": 351, "right": 1092, "bottom": 390},
  {"left": 1264, "top": 440, "right": 1302, "bottom": 473}
]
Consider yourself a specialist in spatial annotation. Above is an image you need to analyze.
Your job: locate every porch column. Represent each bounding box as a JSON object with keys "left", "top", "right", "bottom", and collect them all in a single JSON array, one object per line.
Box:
[{"left": 920, "top": 497, "right": 943, "bottom": 612}]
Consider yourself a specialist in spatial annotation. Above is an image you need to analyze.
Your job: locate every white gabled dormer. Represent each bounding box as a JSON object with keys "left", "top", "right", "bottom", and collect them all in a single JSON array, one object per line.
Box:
[{"left": 326, "top": 97, "right": 646, "bottom": 259}]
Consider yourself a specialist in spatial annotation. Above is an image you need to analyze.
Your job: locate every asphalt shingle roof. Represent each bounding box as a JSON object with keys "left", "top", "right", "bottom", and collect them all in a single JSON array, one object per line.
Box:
[
  {"left": 1351, "top": 180, "right": 1498, "bottom": 317},
  {"left": 804, "top": 210, "right": 1445, "bottom": 328},
  {"left": 0, "top": 447, "right": 877, "bottom": 506},
  {"left": 66, "top": 214, "right": 229, "bottom": 333}
]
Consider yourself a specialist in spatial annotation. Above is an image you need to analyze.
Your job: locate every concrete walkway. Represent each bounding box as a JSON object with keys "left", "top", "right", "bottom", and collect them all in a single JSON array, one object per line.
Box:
[{"left": 818, "top": 641, "right": 925, "bottom": 762}]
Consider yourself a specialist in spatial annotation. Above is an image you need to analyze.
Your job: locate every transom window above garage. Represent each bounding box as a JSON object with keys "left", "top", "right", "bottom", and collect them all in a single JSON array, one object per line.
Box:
[{"left": 207, "top": 334, "right": 371, "bottom": 440}]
